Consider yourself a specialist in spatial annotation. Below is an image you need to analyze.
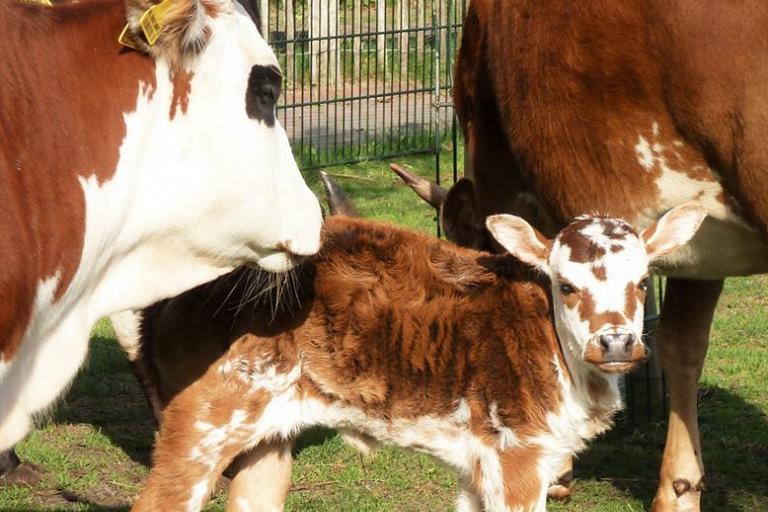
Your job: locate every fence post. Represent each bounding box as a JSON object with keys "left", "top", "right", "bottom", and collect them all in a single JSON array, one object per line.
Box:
[
  {"left": 377, "top": 0, "right": 386, "bottom": 70},
  {"left": 416, "top": 0, "right": 425, "bottom": 57},
  {"left": 286, "top": 0, "right": 295, "bottom": 71},
  {"left": 398, "top": 0, "right": 409, "bottom": 79},
  {"left": 310, "top": 0, "right": 324, "bottom": 85},
  {"left": 353, "top": 0, "right": 362, "bottom": 83},
  {"left": 329, "top": 0, "right": 339, "bottom": 87},
  {"left": 259, "top": 0, "right": 268, "bottom": 39}
]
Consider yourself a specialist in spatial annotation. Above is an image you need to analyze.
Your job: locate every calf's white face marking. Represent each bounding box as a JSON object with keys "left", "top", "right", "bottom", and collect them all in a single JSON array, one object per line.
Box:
[{"left": 486, "top": 204, "right": 706, "bottom": 373}]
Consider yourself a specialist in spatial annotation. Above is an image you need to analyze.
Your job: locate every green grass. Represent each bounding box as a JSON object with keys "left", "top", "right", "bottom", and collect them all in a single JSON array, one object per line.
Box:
[{"left": 1, "top": 153, "right": 766, "bottom": 511}]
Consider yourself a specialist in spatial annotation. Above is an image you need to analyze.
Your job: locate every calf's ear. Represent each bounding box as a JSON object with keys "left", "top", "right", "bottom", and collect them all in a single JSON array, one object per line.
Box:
[
  {"left": 486, "top": 214, "right": 552, "bottom": 274},
  {"left": 641, "top": 204, "right": 707, "bottom": 261}
]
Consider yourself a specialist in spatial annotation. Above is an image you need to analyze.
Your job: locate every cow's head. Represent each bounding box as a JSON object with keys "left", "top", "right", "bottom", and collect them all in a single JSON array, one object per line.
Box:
[
  {"left": 390, "top": 163, "right": 558, "bottom": 251},
  {"left": 486, "top": 205, "right": 706, "bottom": 373},
  {"left": 120, "top": 1, "right": 322, "bottom": 274}
]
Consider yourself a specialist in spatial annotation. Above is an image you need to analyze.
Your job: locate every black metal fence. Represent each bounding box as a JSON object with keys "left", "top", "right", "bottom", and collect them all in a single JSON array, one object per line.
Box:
[
  {"left": 260, "top": 0, "right": 466, "bottom": 168},
  {"left": 255, "top": 0, "right": 668, "bottom": 423}
]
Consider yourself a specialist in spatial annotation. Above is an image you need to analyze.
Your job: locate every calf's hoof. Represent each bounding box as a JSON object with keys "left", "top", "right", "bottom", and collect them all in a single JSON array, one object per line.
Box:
[
  {"left": 547, "top": 468, "right": 573, "bottom": 501},
  {"left": 547, "top": 482, "right": 572, "bottom": 500},
  {"left": 651, "top": 478, "right": 704, "bottom": 512}
]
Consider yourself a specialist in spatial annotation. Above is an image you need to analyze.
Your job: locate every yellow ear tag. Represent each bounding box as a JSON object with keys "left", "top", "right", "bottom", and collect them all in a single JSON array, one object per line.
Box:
[
  {"left": 24, "top": 0, "right": 53, "bottom": 5},
  {"left": 118, "top": 25, "right": 142, "bottom": 50},
  {"left": 118, "top": 0, "right": 174, "bottom": 49}
]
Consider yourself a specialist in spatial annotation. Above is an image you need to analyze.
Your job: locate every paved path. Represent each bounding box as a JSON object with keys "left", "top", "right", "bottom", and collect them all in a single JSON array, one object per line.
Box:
[{"left": 277, "top": 88, "right": 455, "bottom": 159}]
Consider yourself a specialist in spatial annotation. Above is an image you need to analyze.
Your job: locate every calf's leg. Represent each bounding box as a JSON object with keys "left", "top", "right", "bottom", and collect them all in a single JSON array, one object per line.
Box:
[
  {"left": 225, "top": 440, "right": 294, "bottom": 512},
  {"left": 546, "top": 456, "right": 573, "bottom": 500},
  {"left": 472, "top": 446, "right": 547, "bottom": 512},
  {"left": 132, "top": 380, "right": 271, "bottom": 512},
  {"left": 652, "top": 278, "right": 723, "bottom": 512}
]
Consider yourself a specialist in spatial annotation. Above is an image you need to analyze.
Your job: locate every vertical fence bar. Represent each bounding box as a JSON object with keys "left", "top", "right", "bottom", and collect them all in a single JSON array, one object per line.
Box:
[{"left": 273, "top": 0, "right": 461, "bottom": 169}]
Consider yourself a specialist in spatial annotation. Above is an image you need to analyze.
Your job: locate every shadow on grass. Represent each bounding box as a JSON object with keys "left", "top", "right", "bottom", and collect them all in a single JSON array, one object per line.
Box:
[
  {"left": 53, "top": 336, "right": 156, "bottom": 468},
  {"left": 51, "top": 336, "right": 767, "bottom": 511},
  {"left": 575, "top": 384, "right": 768, "bottom": 511}
]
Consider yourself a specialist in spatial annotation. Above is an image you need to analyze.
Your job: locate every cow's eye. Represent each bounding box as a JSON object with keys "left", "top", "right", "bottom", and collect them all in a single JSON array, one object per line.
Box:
[
  {"left": 638, "top": 281, "right": 648, "bottom": 293},
  {"left": 559, "top": 283, "right": 577, "bottom": 295}
]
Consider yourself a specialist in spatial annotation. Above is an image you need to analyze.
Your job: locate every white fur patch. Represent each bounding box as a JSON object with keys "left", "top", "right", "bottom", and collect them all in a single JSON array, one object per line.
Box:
[
  {"left": 191, "top": 409, "right": 250, "bottom": 471},
  {"left": 235, "top": 497, "right": 252, "bottom": 512},
  {"left": 110, "top": 311, "right": 143, "bottom": 362},
  {"left": 488, "top": 402, "right": 520, "bottom": 451},
  {"left": 453, "top": 398, "right": 472, "bottom": 425},
  {"left": 187, "top": 479, "right": 210, "bottom": 512}
]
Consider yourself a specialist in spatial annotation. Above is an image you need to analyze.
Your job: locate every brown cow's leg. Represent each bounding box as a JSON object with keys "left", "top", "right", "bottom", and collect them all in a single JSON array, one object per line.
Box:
[
  {"left": 225, "top": 440, "right": 293, "bottom": 512},
  {"left": 652, "top": 278, "right": 723, "bottom": 512},
  {"left": 127, "top": 358, "right": 165, "bottom": 424}
]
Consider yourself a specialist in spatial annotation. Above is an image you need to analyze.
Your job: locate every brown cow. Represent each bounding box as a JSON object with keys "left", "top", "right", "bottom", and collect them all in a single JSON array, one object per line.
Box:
[
  {"left": 0, "top": 0, "right": 322, "bottom": 483},
  {"left": 122, "top": 204, "right": 703, "bottom": 511},
  {"left": 449, "top": 1, "right": 768, "bottom": 510}
]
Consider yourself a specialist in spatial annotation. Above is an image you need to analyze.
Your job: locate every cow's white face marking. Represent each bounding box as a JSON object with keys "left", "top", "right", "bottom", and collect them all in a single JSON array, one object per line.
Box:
[
  {"left": 119, "top": 3, "right": 322, "bottom": 276},
  {"left": 486, "top": 205, "right": 706, "bottom": 374}
]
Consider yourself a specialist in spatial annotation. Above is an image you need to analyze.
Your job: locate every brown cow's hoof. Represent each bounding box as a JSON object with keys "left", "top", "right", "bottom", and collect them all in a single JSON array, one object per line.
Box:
[{"left": 651, "top": 477, "right": 704, "bottom": 512}]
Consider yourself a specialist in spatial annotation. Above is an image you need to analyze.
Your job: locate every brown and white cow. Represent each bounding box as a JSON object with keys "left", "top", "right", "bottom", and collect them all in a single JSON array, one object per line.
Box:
[
  {"left": 444, "top": 1, "right": 768, "bottom": 510},
  {"left": 0, "top": 0, "right": 322, "bottom": 480},
  {"left": 123, "top": 205, "right": 703, "bottom": 511}
]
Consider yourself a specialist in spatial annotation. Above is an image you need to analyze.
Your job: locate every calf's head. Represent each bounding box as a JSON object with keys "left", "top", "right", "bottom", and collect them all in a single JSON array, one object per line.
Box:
[
  {"left": 121, "top": 0, "right": 322, "bottom": 273},
  {"left": 486, "top": 205, "right": 706, "bottom": 373}
]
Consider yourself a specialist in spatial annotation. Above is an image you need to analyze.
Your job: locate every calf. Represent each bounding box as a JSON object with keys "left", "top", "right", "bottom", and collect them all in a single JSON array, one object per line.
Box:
[{"left": 131, "top": 206, "right": 704, "bottom": 512}]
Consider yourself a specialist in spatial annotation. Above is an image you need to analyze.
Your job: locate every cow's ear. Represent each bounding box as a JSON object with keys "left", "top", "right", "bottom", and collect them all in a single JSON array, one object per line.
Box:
[
  {"left": 641, "top": 204, "right": 706, "bottom": 261},
  {"left": 486, "top": 214, "right": 552, "bottom": 275},
  {"left": 124, "top": 0, "right": 211, "bottom": 59}
]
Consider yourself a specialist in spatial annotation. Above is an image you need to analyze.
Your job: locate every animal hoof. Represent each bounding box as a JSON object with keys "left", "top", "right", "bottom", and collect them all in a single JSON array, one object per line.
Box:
[
  {"left": 547, "top": 483, "right": 572, "bottom": 500},
  {"left": 0, "top": 463, "right": 45, "bottom": 487},
  {"left": 652, "top": 477, "right": 704, "bottom": 512}
]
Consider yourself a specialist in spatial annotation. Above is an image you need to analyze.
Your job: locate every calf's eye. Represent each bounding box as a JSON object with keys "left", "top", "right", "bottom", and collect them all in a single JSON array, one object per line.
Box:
[
  {"left": 559, "top": 283, "right": 576, "bottom": 295},
  {"left": 638, "top": 281, "right": 648, "bottom": 293}
]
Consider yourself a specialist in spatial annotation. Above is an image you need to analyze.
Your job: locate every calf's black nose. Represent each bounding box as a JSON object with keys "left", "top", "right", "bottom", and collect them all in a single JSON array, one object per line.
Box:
[{"left": 599, "top": 333, "right": 637, "bottom": 360}]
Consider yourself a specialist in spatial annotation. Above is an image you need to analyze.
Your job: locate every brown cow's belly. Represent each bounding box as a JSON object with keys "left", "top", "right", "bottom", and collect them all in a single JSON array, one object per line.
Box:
[
  {"left": 650, "top": 217, "right": 768, "bottom": 279},
  {"left": 630, "top": 123, "right": 768, "bottom": 279}
]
